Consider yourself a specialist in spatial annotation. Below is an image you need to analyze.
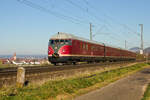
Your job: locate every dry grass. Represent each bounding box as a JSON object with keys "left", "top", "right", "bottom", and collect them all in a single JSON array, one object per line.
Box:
[
  {"left": 0, "top": 63, "right": 149, "bottom": 100},
  {"left": 141, "top": 83, "right": 150, "bottom": 100}
]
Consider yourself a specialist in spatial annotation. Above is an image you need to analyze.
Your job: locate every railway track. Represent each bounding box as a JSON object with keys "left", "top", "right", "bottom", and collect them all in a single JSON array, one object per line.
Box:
[{"left": 0, "top": 61, "right": 135, "bottom": 78}]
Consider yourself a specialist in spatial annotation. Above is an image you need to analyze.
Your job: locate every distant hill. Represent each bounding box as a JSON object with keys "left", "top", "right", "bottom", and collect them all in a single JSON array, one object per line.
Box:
[
  {"left": 129, "top": 47, "right": 140, "bottom": 53},
  {"left": 144, "top": 47, "right": 150, "bottom": 54},
  {"left": 129, "top": 47, "right": 150, "bottom": 54}
]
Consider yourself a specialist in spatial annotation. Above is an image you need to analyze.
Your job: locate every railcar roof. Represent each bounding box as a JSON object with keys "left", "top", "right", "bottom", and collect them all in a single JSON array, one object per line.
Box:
[
  {"left": 50, "top": 32, "right": 135, "bottom": 53},
  {"left": 50, "top": 32, "right": 104, "bottom": 45}
]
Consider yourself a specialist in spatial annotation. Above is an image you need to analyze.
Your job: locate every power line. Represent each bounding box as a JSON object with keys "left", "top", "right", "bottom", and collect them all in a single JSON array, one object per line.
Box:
[
  {"left": 45, "top": 0, "right": 88, "bottom": 24},
  {"left": 17, "top": 0, "right": 147, "bottom": 48},
  {"left": 93, "top": 25, "right": 108, "bottom": 37},
  {"left": 81, "top": 0, "right": 140, "bottom": 38},
  {"left": 17, "top": 0, "right": 87, "bottom": 25},
  {"left": 91, "top": 22, "right": 137, "bottom": 48},
  {"left": 121, "top": 24, "right": 140, "bottom": 36},
  {"left": 68, "top": 0, "right": 141, "bottom": 42},
  {"left": 66, "top": 0, "right": 128, "bottom": 46},
  {"left": 65, "top": 0, "right": 87, "bottom": 12},
  {"left": 94, "top": 29, "right": 139, "bottom": 48},
  {"left": 81, "top": 0, "right": 138, "bottom": 44},
  {"left": 65, "top": 0, "right": 112, "bottom": 27}
]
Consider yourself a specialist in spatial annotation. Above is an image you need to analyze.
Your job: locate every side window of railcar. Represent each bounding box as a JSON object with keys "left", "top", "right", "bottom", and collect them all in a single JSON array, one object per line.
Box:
[
  {"left": 94, "top": 46, "right": 96, "bottom": 51},
  {"left": 83, "top": 43, "right": 86, "bottom": 50},
  {"left": 91, "top": 46, "right": 93, "bottom": 50},
  {"left": 91, "top": 46, "right": 95, "bottom": 51},
  {"left": 95, "top": 46, "right": 97, "bottom": 51},
  {"left": 82, "top": 43, "right": 85, "bottom": 49},
  {"left": 91, "top": 46, "right": 93, "bottom": 51},
  {"left": 74, "top": 41, "right": 76, "bottom": 45},
  {"left": 80, "top": 42, "right": 82, "bottom": 49},
  {"left": 86, "top": 44, "right": 88, "bottom": 50},
  {"left": 100, "top": 46, "right": 103, "bottom": 50},
  {"left": 99, "top": 47, "right": 101, "bottom": 50}
]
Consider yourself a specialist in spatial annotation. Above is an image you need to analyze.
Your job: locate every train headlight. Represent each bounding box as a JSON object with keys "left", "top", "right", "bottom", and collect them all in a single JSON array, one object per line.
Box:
[
  {"left": 62, "top": 49, "right": 66, "bottom": 52},
  {"left": 48, "top": 50, "right": 50, "bottom": 53},
  {"left": 55, "top": 47, "right": 57, "bottom": 49}
]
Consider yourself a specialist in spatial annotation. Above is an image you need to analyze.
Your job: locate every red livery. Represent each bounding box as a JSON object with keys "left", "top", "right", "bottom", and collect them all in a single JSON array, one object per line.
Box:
[{"left": 48, "top": 32, "right": 136, "bottom": 65}]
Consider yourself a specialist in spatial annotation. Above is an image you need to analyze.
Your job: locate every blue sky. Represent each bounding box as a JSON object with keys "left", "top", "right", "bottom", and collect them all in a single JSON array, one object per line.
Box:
[{"left": 0, "top": 0, "right": 150, "bottom": 55}]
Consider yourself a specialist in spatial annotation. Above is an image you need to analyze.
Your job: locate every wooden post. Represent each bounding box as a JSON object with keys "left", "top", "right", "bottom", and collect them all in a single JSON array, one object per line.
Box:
[{"left": 16, "top": 67, "right": 25, "bottom": 88}]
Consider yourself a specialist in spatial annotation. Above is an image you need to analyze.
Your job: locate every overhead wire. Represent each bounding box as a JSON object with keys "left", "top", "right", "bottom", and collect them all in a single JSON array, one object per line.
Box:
[
  {"left": 81, "top": 0, "right": 142, "bottom": 48},
  {"left": 17, "top": 0, "right": 147, "bottom": 49},
  {"left": 65, "top": 0, "right": 112, "bottom": 27},
  {"left": 17, "top": 0, "right": 88, "bottom": 25},
  {"left": 46, "top": 0, "right": 89, "bottom": 25},
  {"left": 94, "top": 24, "right": 140, "bottom": 48},
  {"left": 82, "top": 0, "right": 140, "bottom": 37}
]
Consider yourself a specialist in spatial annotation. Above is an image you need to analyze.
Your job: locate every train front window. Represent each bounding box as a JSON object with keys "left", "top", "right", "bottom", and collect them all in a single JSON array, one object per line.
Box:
[
  {"left": 49, "top": 40, "right": 54, "bottom": 45},
  {"left": 60, "top": 40, "right": 65, "bottom": 44},
  {"left": 65, "top": 40, "right": 71, "bottom": 44},
  {"left": 65, "top": 40, "right": 69, "bottom": 42},
  {"left": 55, "top": 40, "right": 59, "bottom": 43},
  {"left": 49, "top": 39, "right": 71, "bottom": 45}
]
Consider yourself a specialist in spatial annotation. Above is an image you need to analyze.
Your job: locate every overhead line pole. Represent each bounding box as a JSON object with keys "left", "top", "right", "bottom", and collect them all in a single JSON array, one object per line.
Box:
[
  {"left": 90, "top": 23, "right": 92, "bottom": 40},
  {"left": 139, "top": 24, "right": 144, "bottom": 54},
  {"left": 125, "top": 40, "right": 127, "bottom": 49}
]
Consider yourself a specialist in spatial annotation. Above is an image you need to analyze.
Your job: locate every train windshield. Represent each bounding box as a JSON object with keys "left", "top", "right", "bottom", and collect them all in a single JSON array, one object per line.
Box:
[{"left": 49, "top": 39, "right": 71, "bottom": 45}]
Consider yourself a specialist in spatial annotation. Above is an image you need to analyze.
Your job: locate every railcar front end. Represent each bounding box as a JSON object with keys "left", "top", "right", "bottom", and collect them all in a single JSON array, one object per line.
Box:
[{"left": 48, "top": 39, "right": 72, "bottom": 65}]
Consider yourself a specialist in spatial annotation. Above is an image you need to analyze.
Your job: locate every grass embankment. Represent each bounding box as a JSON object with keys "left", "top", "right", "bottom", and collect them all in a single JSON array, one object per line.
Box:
[
  {"left": 0, "top": 63, "right": 149, "bottom": 100},
  {"left": 141, "top": 83, "right": 150, "bottom": 100},
  {"left": 0, "top": 64, "right": 17, "bottom": 68}
]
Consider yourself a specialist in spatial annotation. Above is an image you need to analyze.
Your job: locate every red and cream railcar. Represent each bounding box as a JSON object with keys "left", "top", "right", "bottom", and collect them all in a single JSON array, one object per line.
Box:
[{"left": 48, "top": 32, "right": 136, "bottom": 65}]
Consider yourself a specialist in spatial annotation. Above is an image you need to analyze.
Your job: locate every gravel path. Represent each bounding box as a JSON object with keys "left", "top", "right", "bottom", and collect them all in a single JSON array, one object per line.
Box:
[{"left": 74, "top": 67, "right": 150, "bottom": 100}]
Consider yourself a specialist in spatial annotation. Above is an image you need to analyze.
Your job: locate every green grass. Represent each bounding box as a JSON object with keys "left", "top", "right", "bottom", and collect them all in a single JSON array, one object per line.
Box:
[
  {"left": 0, "top": 63, "right": 149, "bottom": 100},
  {"left": 141, "top": 83, "right": 150, "bottom": 100}
]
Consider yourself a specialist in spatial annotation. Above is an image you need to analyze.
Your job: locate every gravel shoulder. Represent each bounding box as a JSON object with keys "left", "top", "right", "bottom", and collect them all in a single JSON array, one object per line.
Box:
[{"left": 74, "top": 67, "right": 150, "bottom": 100}]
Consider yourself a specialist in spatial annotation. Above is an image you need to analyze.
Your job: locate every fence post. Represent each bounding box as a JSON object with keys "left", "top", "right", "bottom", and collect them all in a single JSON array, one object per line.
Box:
[{"left": 16, "top": 67, "right": 25, "bottom": 88}]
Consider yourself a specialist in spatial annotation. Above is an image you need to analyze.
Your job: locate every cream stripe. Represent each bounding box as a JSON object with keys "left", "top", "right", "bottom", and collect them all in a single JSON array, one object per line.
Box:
[{"left": 48, "top": 54, "right": 135, "bottom": 58}]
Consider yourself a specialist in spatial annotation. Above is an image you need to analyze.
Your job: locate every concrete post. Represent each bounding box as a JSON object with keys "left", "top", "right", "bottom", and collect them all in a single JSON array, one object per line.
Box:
[{"left": 16, "top": 67, "right": 25, "bottom": 88}]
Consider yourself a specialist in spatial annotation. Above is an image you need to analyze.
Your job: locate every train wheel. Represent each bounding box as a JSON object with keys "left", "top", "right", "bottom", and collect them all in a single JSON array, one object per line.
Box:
[
  {"left": 87, "top": 61, "right": 92, "bottom": 64},
  {"left": 73, "top": 62, "right": 76, "bottom": 65},
  {"left": 53, "top": 63, "right": 57, "bottom": 66}
]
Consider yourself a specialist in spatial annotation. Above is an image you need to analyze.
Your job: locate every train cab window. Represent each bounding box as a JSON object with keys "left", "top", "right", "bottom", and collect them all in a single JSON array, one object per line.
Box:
[
  {"left": 66, "top": 40, "right": 71, "bottom": 42},
  {"left": 49, "top": 40, "right": 54, "bottom": 45},
  {"left": 60, "top": 40, "right": 64, "bottom": 44},
  {"left": 55, "top": 40, "right": 59, "bottom": 43},
  {"left": 65, "top": 40, "right": 71, "bottom": 44},
  {"left": 53, "top": 40, "right": 59, "bottom": 44},
  {"left": 64, "top": 40, "right": 68, "bottom": 44},
  {"left": 65, "top": 40, "right": 69, "bottom": 42}
]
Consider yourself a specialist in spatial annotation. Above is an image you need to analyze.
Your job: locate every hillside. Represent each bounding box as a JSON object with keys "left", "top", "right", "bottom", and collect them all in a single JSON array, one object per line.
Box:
[
  {"left": 144, "top": 47, "right": 150, "bottom": 54},
  {"left": 129, "top": 47, "right": 150, "bottom": 54},
  {"left": 129, "top": 47, "right": 140, "bottom": 53}
]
